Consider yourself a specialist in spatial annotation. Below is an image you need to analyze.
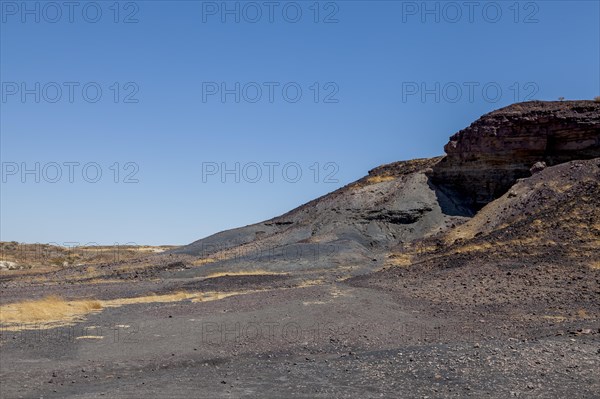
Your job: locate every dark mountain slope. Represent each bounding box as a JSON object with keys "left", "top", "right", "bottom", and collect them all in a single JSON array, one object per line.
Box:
[{"left": 170, "top": 157, "right": 469, "bottom": 277}]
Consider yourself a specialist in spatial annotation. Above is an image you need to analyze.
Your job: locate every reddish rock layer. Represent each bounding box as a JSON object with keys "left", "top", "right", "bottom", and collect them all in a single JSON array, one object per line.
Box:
[{"left": 431, "top": 100, "right": 600, "bottom": 209}]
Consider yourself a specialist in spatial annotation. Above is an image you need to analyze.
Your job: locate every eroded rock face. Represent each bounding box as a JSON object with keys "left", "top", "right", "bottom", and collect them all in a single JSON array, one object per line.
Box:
[{"left": 431, "top": 100, "right": 600, "bottom": 210}]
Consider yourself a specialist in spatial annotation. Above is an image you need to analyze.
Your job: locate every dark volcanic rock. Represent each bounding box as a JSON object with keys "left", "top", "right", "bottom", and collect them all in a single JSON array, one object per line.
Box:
[
  {"left": 431, "top": 100, "right": 600, "bottom": 210},
  {"left": 362, "top": 208, "right": 433, "bottom": 224}
]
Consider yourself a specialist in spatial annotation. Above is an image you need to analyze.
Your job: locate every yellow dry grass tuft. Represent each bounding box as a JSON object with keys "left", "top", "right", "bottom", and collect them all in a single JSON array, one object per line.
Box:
[
  {"left": 365, "top": 175, "right": 396, "bottom": 185},
  {"left": 295, "top": 279, "right": 325, "bottom": 288},
  {"left": 0, "top": 290, "right": 259, "bottom": 331},
  {"left": 203, "top": 270, "right": 288, "bottom": 279},
  {"left": 577, "top": 309, "right": 589, "bottom": 319},
  {"left": 590, "top": 261, "right": 600, "bottom": 270},
  {"left": 386, "top": 253, "right": 413, "bottom": 267},
  {"left": 102, "top": 291, "right": 194, "bottom": 307},
  {"left": 0, "top": 295, "right": 102, "bottom": 325},
  {"left": 451, "top": 243, "right": 494, "bottom": 254},
  {"left": 192, "top": 258, "right": 217, "bottom": 266}
]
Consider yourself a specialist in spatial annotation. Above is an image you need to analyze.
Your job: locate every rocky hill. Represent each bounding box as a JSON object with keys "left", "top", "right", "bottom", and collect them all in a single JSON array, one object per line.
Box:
[{"left": 168, "top": 100, "right": 599, "bottom": 281}]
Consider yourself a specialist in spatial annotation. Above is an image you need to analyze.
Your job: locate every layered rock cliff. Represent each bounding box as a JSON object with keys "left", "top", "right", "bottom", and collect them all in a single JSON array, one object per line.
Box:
[{"left": 430, "top": 100, "right": 600, "bottom": 210}]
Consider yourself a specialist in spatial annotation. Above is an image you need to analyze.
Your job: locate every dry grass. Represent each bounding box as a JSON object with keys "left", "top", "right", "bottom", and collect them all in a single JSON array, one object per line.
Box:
[
  {"left": 0, "top": 295, "right": 102, "bottom": 325},
  {"left": 365, "top": 175, "right": 396, "bottom": 185},
  {"left": 102, "top": 291, "right": 193, "bottom": 307},
  {"left": 540, "top": 309, "right": 594, "bottom": 322},
  {"left": 204, "top": 270, "right": 288, "bottom": 279},
  {"left": 296, "top": 279, "right": 325, "bottom": 288},
  {"left": 102, "top": 289, "right": 252, "bottom": 308},
  {"left": 386, "top": 253, "right": 413, "bottom": 267},
  {"left": 450, "top": 237, "right": 558, "bottom": 256},
  {"left": 190, "top": 291, "right": 247, "bottom": 303},
  {"left": 302, "top": 300, "right": 328, "bottom": 306},
  {"left": 192, "top": 258, "right": 217, "bottom": 266},
  {"left": 577, "top": 309, "right": 590, "bottom": 319},
  {"left": 79, "top": 278, "right": 126, "bottom": 285},
  {"left": 0, "top": 290, "right": 256, "bottom": 331},
  {"left": 451, "top": 243, "right": 495, "bottom": 254}
]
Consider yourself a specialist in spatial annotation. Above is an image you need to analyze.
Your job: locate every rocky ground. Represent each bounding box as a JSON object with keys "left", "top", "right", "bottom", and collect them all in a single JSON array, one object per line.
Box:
[{"left": 1, "top": 275, "right": 598, "bottom": 398}]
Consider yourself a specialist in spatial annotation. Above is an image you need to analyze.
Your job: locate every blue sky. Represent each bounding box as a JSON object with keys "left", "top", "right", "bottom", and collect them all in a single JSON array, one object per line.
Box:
[{"left": 1, "top": 0, "right": 599, "bottom": 245}]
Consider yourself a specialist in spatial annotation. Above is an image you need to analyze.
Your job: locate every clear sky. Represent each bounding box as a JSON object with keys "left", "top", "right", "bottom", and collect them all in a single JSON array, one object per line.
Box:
[{"left": 1, "top": 0, "right": 598, "bottom": 246}]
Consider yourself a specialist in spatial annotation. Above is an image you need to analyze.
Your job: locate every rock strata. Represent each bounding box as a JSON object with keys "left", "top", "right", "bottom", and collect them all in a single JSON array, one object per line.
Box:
[{"left": 431, "top": 100, "right": 600, "bottom": 209}]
